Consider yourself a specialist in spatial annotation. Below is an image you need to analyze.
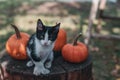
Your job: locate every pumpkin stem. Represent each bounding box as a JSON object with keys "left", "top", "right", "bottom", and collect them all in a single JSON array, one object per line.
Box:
[
  {"left": 11, "top": 24, "right": 21, "bottom": 39},
  {"left": 73, "top": 33, "right": 82, "bottom": 45}
]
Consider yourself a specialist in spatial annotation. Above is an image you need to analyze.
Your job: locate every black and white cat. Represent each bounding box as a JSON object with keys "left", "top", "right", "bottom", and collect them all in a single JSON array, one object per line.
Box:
[{"left": 26, "top": 19, "right": 60, "bottom": 76}]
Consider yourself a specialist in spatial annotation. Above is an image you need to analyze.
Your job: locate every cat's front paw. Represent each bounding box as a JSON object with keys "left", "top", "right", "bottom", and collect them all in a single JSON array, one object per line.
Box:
[
  {"left": 33, "top": 67, "right": 41, "bottom": 76},
  {"left": 33, "top": 67, "right": 50, "bottom": 76},
  {"left": 45, "top": 62, "right": 52, "bottom": 69},
  {"left": 26, "top": 61, "right": 34, "bottom": 67},
  {"left": 42, "top": 68, "right": 50, "bottom": 75}
]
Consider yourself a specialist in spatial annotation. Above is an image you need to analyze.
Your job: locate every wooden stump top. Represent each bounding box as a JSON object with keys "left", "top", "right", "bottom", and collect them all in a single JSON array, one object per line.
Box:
[
  {"left": 1, "top": 54, "right": 92, "bottom": 76},
  {"left": 0, "top": 52, "right": 93, "bottom": 80}
]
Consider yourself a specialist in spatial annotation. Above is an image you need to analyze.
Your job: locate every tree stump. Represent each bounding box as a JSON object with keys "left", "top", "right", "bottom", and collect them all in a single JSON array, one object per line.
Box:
[{"left": 0, "top": 52, "right": 93, "bottom": 80}]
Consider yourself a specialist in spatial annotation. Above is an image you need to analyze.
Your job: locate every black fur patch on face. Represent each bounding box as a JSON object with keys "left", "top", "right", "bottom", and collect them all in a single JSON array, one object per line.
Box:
[{"left": 36, "top": 19, "right": 60, "bottom": 42}]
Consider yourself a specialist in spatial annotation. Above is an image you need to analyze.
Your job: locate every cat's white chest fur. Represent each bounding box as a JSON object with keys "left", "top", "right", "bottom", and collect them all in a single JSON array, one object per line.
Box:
[{"left": 35, "top": 37, "right": 54, "bottom": 58}]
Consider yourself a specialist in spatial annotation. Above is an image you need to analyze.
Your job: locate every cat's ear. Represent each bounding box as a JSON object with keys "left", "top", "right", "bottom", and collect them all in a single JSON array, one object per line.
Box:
[
  {"left": 37, "top": 19, "right": 44, "bottom": 30},
  {"left": 54, "top": 23, "right": 60, "bottom": 30}
]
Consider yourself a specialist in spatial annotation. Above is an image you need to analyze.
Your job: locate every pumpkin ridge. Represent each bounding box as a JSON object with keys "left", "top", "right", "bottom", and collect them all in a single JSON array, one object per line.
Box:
[
  {"left": 6, "top": 25, "right": 30, "bottom": 60},
  {"left": 53, "top": 29, "right": 67, "bottom": 51},
  {"left": 62, "top": 33, "right": 88, "bottom": 63}
]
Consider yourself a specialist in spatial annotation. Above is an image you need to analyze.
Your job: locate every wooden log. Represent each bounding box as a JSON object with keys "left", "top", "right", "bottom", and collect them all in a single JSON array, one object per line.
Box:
[
  {"left": 96, "top": 0, "right": 107, "bottom": 33},
  {"left": 92, "top": 33, "right": 120, "bottom": 40},
  {"left": 98, "top": 0, "right": 120, "bottom": 20},
  {"left": 0, "top": 52, "right": 93, "bottom": 80},
  {"left": 84, "top": 0, "right": 100, "bottom": 46},
  {"left": 99, "top": 10, "right": 120, "bottom": 20}
]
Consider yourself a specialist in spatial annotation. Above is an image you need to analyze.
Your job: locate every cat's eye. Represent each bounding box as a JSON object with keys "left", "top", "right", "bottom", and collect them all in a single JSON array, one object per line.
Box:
[
  {"left": 49, "top": 35, "right": 53, "bottom": 40},
  {"left": 40, "top": 35, "right": 44, "bottom": 39}
]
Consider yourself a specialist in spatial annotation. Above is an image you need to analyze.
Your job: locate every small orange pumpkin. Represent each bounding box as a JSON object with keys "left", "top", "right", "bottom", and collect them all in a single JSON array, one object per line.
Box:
[
  {"left": 54, "top": 29, "right": 67, "bottom": 51},
  {"left": 6, "top": 24, "right": 30, "bottom": 60},
  {"left": 62, "top": 33, "right": 88, "bottom": 63}
]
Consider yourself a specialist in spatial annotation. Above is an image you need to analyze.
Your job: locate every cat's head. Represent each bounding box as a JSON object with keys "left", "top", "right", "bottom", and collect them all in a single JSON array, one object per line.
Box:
[{"left": 36, "top": 19, "right": 60, "bottom": 46}]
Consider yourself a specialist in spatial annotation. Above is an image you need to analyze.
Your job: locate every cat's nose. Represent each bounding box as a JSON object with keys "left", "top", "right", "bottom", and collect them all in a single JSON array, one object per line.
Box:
[{"left": 44, "top": 42, "right": 48, "bottom": 45}]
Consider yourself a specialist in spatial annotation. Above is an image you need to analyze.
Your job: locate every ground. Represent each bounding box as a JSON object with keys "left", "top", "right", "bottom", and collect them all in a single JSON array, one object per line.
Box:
[{"left": 0, "top": 1, "right": 120, "bottom": 80}]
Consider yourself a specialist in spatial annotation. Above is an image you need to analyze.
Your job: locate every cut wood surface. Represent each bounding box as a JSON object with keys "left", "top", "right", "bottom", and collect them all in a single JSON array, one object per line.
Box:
[{"left": 0, "top": 52, "right": 93, "bottom": 80}]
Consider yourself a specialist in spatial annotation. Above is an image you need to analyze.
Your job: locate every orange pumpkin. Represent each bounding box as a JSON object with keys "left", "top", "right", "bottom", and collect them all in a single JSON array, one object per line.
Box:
[
  {"left": 6, "top": 24, "right": 30, "bottom": 60},
  {"left": 54, "top": 29, "right": 67, "bottom": 51},
  {"left": 62, "top": 33, "right": 88, "bottom": 63}
]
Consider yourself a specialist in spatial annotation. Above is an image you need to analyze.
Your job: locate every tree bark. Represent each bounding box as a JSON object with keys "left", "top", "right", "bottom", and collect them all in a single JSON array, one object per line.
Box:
[
  {"left": 84, "top": 0, "right": 100, "bottom": 46},
  {"left": 92, "top": 33, "right": 120, "bottom": 40}
]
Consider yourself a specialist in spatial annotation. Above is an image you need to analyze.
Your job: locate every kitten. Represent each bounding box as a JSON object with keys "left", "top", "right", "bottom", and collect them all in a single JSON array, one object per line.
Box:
[{"left": 26, "top": 19, "right": 60, "bottom": 76}]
